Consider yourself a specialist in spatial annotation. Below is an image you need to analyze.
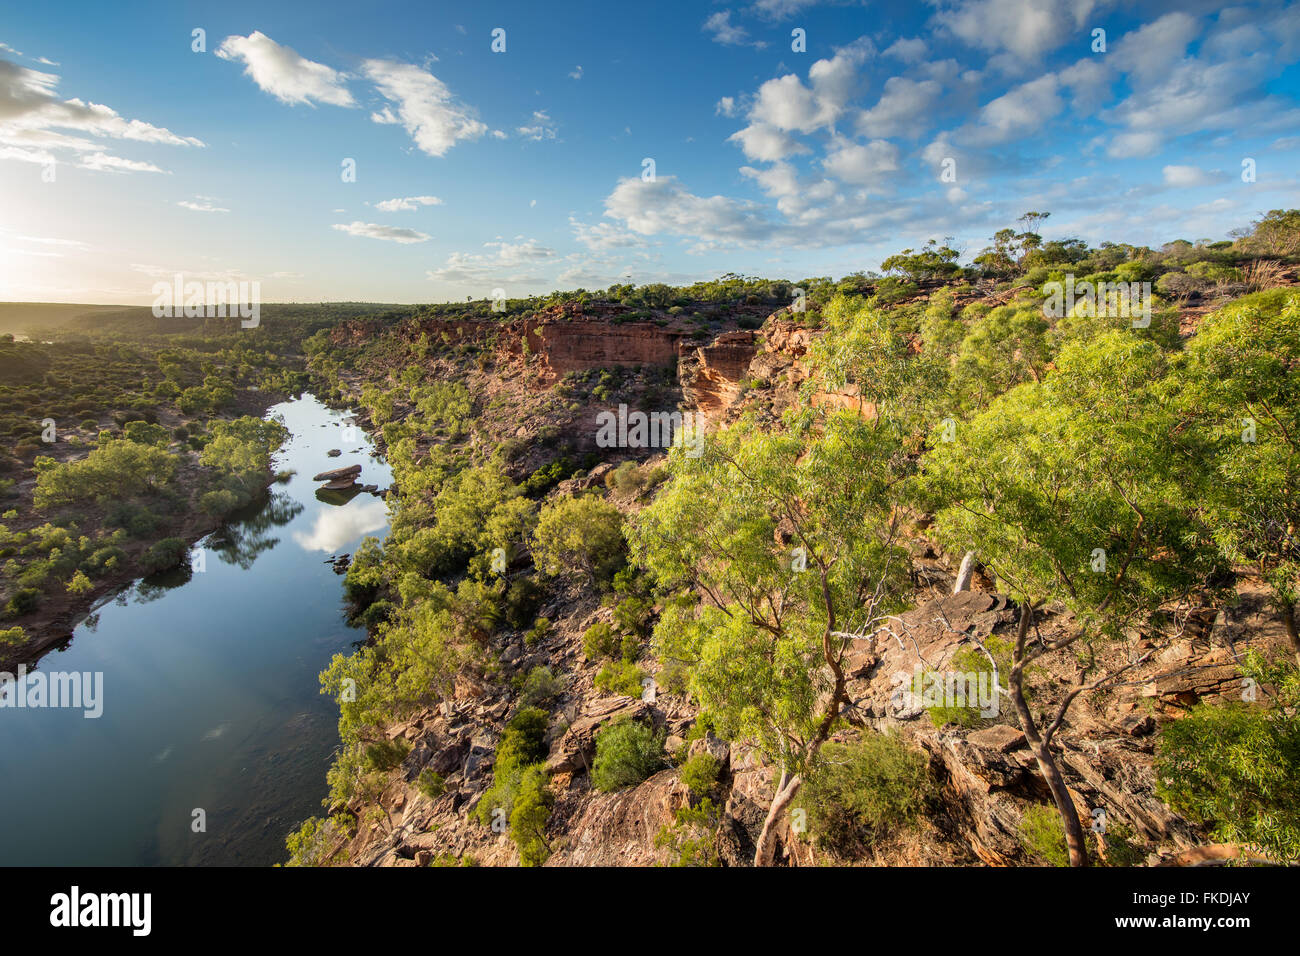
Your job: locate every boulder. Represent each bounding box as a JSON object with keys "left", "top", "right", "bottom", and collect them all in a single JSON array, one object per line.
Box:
[{"left": 312, "top": 463, "right": 362, "bottom": 482}]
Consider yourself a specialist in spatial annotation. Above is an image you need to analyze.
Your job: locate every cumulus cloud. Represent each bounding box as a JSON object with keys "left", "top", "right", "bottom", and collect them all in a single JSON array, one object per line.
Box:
[
  {"left": 728, "top": 122, "right": 809, "bottom": 161},
  {"left": 216, "top": 32, "right": 355, "bottom": 107},
  {"left": 882, "top": 37, "right": 927, "bottom": 63},
  {"left": 569, "top": 217, "right": 642, "bottom": 251},
  {"left": 0, "top": 57, "right": 202, "bottom": 172},
  {"left": 748, "top": 41, "right": 869, "bottom": 133},
  {"left": 363, "top": 59, "right": 486, "bottom": 157},
  {"left": 931, "top": 0, "right": 1109, "bottom": 61},
  {"left": 427, "top": 238, "right": 559, "bottom": 283},
  {"left": 716, "top": 96, "right": 737, "bottom": 117},
  {"left": 856, "top": 76, "right": 941, "bottom": 138},
  {"left": 821, "top": 137, "right": 900, "bottom": 186},
  {"left": 603, "top": 175, "right": 775, "bottom": 246},
  {"left": 372, "top": 195, "right": 442, "bottom": 211},
  {"left": 1162, "top": 165, "right": 1228, "bottom": 187},
  {"left": 332, "top": 221, "right": 430, "bottom": 243}
]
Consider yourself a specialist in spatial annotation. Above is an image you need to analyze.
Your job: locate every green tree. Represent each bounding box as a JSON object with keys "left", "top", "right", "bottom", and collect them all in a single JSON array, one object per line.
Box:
[
  {"left": 631, "top": 408, "right": 912, "bottom": 864},
  {"left": 532, "top": 494, "right": 626, "bottom": 588},
  {"left": 924, "top": 331, "right": 1218, "bottom": 866},
  {"left": 1175, "top": 291, "right": 1300, "bottom": 662}
]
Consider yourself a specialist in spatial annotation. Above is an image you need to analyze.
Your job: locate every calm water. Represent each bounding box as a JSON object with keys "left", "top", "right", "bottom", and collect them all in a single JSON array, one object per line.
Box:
[{"left": 0, "top": 394, "right": 390, "bottom": 865}]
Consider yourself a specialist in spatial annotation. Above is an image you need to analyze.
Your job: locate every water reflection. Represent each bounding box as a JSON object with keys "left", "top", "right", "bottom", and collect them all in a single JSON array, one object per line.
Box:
[{"left": 292, "top": 498, "right": 388, "bottom": 553}]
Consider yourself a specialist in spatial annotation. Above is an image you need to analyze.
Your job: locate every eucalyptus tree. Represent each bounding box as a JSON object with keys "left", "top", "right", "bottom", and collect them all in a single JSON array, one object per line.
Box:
[
  {"left": 923, "top": 330, "right": 1219, "bottom": 866},
  {"left": 630, "top": 409, "right": 913, "bottom": 865},
  {"left": 1174, "top": 290, "right": 1300, "bottom": 663}
]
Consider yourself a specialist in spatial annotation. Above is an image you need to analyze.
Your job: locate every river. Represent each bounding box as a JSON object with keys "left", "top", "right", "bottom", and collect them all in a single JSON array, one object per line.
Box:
[{"left": 0, "top": 394, "right": 389, "bottom": 865}]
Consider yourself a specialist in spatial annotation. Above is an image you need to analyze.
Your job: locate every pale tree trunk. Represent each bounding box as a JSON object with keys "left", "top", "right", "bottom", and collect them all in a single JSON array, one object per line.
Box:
[
  {"left": 1009, "top": 603, "right": 1090, "bottom": 867},
  {"left": 954, "top": 551, "right": 978, "bottom": 593},
  {"left": 753, "top": 770, "right": 802, "bottom": 867}
]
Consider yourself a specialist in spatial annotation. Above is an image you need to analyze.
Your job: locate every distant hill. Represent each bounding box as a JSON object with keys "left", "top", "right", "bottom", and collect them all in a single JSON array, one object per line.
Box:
[{"left": 0, "top": 303, "right": 132, "bottom": 336}]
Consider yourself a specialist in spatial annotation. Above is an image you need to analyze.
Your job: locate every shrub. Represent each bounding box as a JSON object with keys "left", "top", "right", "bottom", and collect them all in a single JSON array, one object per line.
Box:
[
  {"left": 476, "top": 707, "right": 550, "bottom": 827},
  {"left": 518, "top": 665, "right": 563, "bottom": 707},
  {"left": 417, "top": 769, "right": 446, "bottom": 800},
  {"left": 796, "top": 732, "right": 932, "bottom": 853},
  {"left": 1020, "top": 804, "right": 1070, "bottom": 865},
  {"left": 139, "top": 537, "right": 188, "bottom": 574},
  {"left": 0, "top": 625, "right": 26, "bottom": 647},
  {"left": 5, "top": 587, "right": 40, "bottom": 617},
  {"left": 509, "top": 765, "right": 554, "bottom": 867},
  {"left": 595, "top": 660, "right": 646, "bottom": 697},
  {"left": 524, "top": 616, "right": 551, "bottom": 648},
  {"left": 362, "top": 738, "right": 410, "bottom": 773},
  {"left": 605, "top": 460, "right": 645, "bottom": 495},
  {"left": 532, "top": 495, "right": 626, "bottom": 588},
  {"left": 591, "top": 717, "right": 666, "bottom": 791},
  {"left": 1155, "top": 654, "right": 1300, "bottom": 862},
  {"left": 679, "top": 752, "right": 720, "bottom": 796},
  {"left": 583, "top": 621, "right": 620, "bottom": 660},
  {"left": 65, "top": 570, "right": 93, "bottom": 595}
]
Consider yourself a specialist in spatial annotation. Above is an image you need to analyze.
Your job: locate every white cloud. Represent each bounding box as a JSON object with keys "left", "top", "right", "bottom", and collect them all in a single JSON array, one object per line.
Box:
[
  {"left": 749, "top": 42, "right": 869, "bottom": 133},
  {"left": 857, "top": 76, "right": 941, "bottom": 138},
  {"left": 728, "top": 122, "right": 809, "bottom": 161},
  {"left": 332, "top": 221, "right": 430, "bottom": 243},
  {"left": 178, "top": 198, "right": 229, "bottom": 212},
  {"left": 967, "top": 73, "right": 1062, "bottom": 145},
  {"left": 882, "top": 37, "right": 927, "bottom": 64},
  {"left": 216, "top": 32, "right": 355, "bottom": 107},
  {"left": 569, "top": 65, "right": 583, "bottom": 80},
  {"left": 372, "top": 195, "right": 442, "bottom": 211},
  {"left": 427, "top": 238, "right": 559, "bottom": 283},
  {"left": 704, "top": 11, "right": 765, "bottom": 49},
  {"left": 716, "top": 96, "right": 737, "bottom": 117},
  {"left": 932, "top": 0, "right": 1108, "bottom": 61},
  {"left": 821, "top": 137, "right": 900, "bottom": 186},
  {"left": 363, "top": 59, "right": 486, "bottom": 157},
  {"left": 603, "top": 175, "right": 775, "bottom": 246},
  {"left": 1162, "top": 164, "right": 1228, "bottom": 187},
  {"left": 569, "top": 217, "right": 642, "bottom": 250},
  {"left": 517, "top": 109, "right": 558, "bottom": 141},
  {"left": 0, "top": 57, "right": 202, "bottom": 173}
]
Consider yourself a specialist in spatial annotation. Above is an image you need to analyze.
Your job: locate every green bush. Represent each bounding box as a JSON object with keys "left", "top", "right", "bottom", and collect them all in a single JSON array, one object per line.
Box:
[
  {"left": 532, "top": 494, "right": 626, "bottom": 588},
  {"left": 477, "top": 707, "right": 550, "bottom": 827},
  {"left": 5, "top": 587, "right": 40, "bottom": 617},
  {"left": 594, "top": 660, "right": 646, "bottom": 697},
  {"left": 362, "top": 738, "right": 410, "bottom": 773},
  {"left": 509, "top": 765, "right": 554, "bottom": 866},
  {"left": 417, "top": 769, "right": 446, "bottom": 799},
  {"left": 1020, "top": 804, "right": 1070, "bottom": 866},
  {"left": 583, "top": 621, "right": 620, "bottom": 660},
  {"left": 139, "top": 537, "right": 188, "bottom": 574},
  {"left": 591, "top": 717, "right": 665, "bottom": 791},
  {"left": 1155, "top": 654, "right": 1300, "bottom": 862},
  {"left": 517, "top": 665, "right": 563, "bottom": 707},
  {"left": 679, "top": 752, "right": 720, "bottom": 796},
  {"left": 796, "top": 731, "right": 932, "bottom": 853}
]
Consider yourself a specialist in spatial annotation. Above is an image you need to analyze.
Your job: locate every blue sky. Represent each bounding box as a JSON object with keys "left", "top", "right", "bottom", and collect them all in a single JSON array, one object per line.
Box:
[{"left": 1, "top": 0, "right": 1298, "bottom": 304}]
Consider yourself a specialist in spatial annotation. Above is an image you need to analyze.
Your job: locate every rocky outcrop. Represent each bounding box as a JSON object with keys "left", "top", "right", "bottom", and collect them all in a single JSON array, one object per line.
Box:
[{"left": 515, "top": 320, "right": 688, "bottom": 382}]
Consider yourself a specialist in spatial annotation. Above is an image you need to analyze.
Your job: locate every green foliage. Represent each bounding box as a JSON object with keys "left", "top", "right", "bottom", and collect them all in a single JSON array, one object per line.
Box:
[
  {"left": 533, "top": 494, "right": 626, "bottom": 588},
  {"left": 583, "top": 621, "right": 620, "bottom": 660},
  {"left": 509, "top": 765, "right": 554, "bottom": 867},
  {"left": 517, "top": 665, "right": 563, "bottom": 707},
  {"left": 363, "top": 738, "right": 410, "bottom": 773},
  {"left": 417, "top": 769, "right": 446, "bottom": 800},
  {"left": 0, "top": 625, "right": 26, "bottom": 647},
  {"left": 33, "top": 439, "right": 178, "bottom": 508},
  {"left": 1020, "top": 804, "right": 1070, "bottom": 866},
  {"left": 594, "top": 660, "right": 646, "bottom": 697},
  {"left": 678, "top": 752, "right": 720, "bottom": 796},
  {"left": 476, "top": 707, "right": 550, "bottom": 826},
  {"left": 654, "top": 797, "right": 722, "bottom": 866},
  {"left": 796, "top": 732, "right": 932, "bottom": 853},
  {"left": 139, "top": 537, "right": 188, "bottom": 574},
  {"left": 1155, "top": 653, "right": 1300, "bottom": 862},
  {"left": 591, "top": 717, "right": 666, "bottom": 791}
]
